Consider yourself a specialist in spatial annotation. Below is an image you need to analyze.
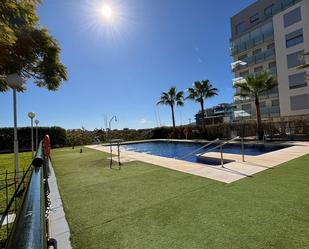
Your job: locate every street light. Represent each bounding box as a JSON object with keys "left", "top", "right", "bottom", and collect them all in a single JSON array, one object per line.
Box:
[
  {"left": 5, "top": 74, "right": 27, "bottom": 180},
  {"left": 35, "top": 119, "right": 40, "bottom": 150},
  {"left": 28, "top": 112, "right": 36, "bottom": 158}
]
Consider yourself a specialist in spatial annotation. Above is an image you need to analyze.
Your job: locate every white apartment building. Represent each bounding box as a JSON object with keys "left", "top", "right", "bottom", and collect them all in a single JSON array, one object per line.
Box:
[{"left": 230, "top": 0, "right": 309, "bottom": 120}]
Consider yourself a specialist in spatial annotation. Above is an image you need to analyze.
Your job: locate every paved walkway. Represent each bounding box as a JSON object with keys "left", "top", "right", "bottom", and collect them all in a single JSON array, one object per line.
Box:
[
  {"left": 87, "top": 141, "right": 309, "bottom": 183},
  {"left": 48, "top": 159, "right": 72, "bottom": 249}
]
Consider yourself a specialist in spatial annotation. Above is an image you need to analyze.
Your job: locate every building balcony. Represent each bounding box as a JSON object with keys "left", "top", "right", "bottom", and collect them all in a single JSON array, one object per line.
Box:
[
  {"left": 234, "top": 106, "right": 280, "bottom": 119},
  {"left": 230, "top": 32, "right": 274, "bottom": 56},
  {"left": 232, "top": 68, "right": 277, "bottom": 89},
  {"left": 232, "top": 48, "right": 276, "bottom": 72},
  {"left": 268, "top": 67, "right": 277, "bottom": 77},
  {"left": 233, "top": 87, "right": 279, "bottom": 104},
  {"left": 230, "top": 0, "right": 301, "bottom": 41}
]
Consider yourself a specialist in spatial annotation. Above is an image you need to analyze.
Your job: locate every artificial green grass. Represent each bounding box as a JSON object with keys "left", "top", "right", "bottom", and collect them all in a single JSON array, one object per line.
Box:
[
  {"left": 0, "top": 151, "right": 32, "bottom": 211},
  {"left": 52, "top": 147, "right": 309, "bottom": 249},
  {"left": 0, "top": 152, "right": 32, "bottom": 172},
  {"left": 0, "top": 151, "right": 32, "bottom": 244}
]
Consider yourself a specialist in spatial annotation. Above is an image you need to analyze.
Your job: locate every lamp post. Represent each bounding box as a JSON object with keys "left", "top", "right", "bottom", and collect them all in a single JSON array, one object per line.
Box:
[
  {"left": 28, "top": 112, "right": 36, "bottom": 158},
  {"left": 35, "top": 119, "right": 40, "bottom": 150},
  {"left": 5, "top": 74, "right": 27, "bottom": 180}
]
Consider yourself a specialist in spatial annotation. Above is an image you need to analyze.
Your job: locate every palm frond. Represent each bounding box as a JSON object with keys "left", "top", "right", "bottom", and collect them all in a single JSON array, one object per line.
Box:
[
  {"left": 157, "top": 87, "right": 184, "bottom": 107},
  {"left": 234, "top": 92, "right": 250, "bottom": 98},
  {"left": 235, "top": 72, "right": 276, "bottom": 97},
  {"left": 233, "top": 82, "right": 252, "bottom": 92},
  {"left": 176, "top": 101, "right": 184, "bottom": 107},
  {"left": 186, "top": 79, "right": 218, "bottom": 103}
]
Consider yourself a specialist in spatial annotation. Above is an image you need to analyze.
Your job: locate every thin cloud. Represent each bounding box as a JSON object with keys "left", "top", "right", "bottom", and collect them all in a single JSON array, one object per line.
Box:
[
  {"left": 139, "top": 118, "right": 152, "bottom": 124},
  {"left": 195, "top": 47, "right": 204, "bottom": 64}
]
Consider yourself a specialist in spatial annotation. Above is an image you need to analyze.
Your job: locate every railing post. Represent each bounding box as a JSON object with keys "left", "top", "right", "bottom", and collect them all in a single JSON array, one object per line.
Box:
[
  {"left": 241, "top": 137, "right": 245, "bottom": 162},
  {"left": 220, "top": 145, "right": 224, "bottom": 167},
  {"left": 117, "top": 142, "right": 121, "bottom": 166},
  {"left": 110, "top": 142, "right": 113, "bottom": 168},
  {"left": 5, "top": 170, "right": 9, "bottom": 240}
]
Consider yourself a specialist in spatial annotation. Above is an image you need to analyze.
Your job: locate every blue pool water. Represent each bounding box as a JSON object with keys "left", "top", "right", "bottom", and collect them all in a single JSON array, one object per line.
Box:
[{"left": 122, "top": 141, "right": 288, "bottom": 164}]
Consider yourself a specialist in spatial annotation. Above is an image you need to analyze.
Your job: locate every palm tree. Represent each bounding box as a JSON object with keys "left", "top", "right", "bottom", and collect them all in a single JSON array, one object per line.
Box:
[
  {"left": 157, "top": 87, "right": 184, "bottom": 133},
  {"left": 234, "top": 72, "right": 276, "bottom": 140},
  {"left": 186, "top": 80, "right": 218, "bottom": 131}
]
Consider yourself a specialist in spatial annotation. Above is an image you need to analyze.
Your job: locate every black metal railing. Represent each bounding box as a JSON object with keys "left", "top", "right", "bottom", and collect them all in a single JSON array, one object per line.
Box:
[
  {"left": 0, "top": 140, "right": 55, "bottom": 249},
  {"left": 0, "top": 167, "right": 32, "bottom": 248}
]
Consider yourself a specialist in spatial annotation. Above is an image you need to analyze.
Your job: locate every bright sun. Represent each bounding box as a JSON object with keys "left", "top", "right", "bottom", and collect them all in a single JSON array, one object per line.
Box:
[{"left": 101, "top": 5, "right": 112, "bottom": 19}]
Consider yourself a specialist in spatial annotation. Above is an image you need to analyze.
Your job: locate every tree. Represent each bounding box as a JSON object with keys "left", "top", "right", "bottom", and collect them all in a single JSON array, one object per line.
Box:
[
  {"left": 186, "top": 80, "right": 218, "bottom": 131},
  {"left": 234, "top": 72, "right": 276, "bottom": 140},
  {"left": 157, "top": 87, "right": 184, "bottom": 134},
  {"left": 0, "top": 0, "right": 67, "bottom": 92}
]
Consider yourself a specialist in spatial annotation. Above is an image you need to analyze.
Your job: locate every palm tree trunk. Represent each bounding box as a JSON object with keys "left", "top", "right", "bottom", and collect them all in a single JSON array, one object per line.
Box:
[
  {"left": 255, "top": 97, "right": 263, "bottom": 140},
  {"left": 200, "top": 101, "right": 206, "bottom": 131},
  {"left": 171, "top": 104, "right": 176, "bottom": 136}
]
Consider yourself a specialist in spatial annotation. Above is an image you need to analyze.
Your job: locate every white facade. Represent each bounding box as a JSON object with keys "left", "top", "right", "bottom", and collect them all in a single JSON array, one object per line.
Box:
[{"left": 273, "top": 0, "right": 309, "bottom": 116}]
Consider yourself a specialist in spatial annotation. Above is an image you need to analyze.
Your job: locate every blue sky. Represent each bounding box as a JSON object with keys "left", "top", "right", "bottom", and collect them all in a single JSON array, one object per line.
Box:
[{"left": 1, "top": 0, "right": 255, "bottom": 130}]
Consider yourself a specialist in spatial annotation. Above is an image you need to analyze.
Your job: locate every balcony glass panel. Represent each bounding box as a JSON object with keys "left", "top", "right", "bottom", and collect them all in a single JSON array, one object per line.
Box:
[
  {"left": 270, "top": 106, "right": 280, "bottom": 114},
  {"left": 265, "top": 49, "right": 275, "bottom": 60},
  {"left": 231, "top": 22, "right": 274, "bottom": 55},
  {"left": 255, "top": 53, "right": 264, "bottom": 64},
  {"left": 232, "top": 48, "right": 275, "bottom": 72},
  {"left": 261, "top": 107, "right": 269, "bottom": 115},
  {"left": 268, "top": 67, "right": 277, "bottom": 76},
  {"left": 268, "top": 86, "right": 279, "bottom": 98}
]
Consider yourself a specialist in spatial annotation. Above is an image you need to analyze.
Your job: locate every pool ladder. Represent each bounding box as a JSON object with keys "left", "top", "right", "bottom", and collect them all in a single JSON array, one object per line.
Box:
[
  {"left": 181, "top": 136, "right": 245, "bottom": 167},
  {"left": 180, "top": 138, "right": 220, "bottom": 160},
  {"left": 202, "top": 136, "right": 245, "bottom": 167}
]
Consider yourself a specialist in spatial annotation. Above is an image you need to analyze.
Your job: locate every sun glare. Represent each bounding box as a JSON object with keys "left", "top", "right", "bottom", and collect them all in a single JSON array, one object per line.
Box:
[
  {"left": 82, "top": 1, "right": 134, "bottom": 43},
  {"left": 101, "top": 5, "right": 112, "bottom": 19}
]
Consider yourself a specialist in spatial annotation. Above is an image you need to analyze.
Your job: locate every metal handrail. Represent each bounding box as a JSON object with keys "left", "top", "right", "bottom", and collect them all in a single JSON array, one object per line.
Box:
[
  {"left": 5, "top": 140, "right": 54, "bottom": 249},
  {"left": 180, "top": 138, "right": 220, "bottom": 160},
  {"left": 202, "top": 136, "right": 244, "bottom": 167},
  {"left": 203, "top": 136, "right": 240, "bottom": 154}
]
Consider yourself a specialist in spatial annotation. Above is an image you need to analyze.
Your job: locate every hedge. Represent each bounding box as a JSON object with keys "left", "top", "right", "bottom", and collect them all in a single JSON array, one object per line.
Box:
[{"left": 0, "top": 127, "right": 66, "bottom": 153}]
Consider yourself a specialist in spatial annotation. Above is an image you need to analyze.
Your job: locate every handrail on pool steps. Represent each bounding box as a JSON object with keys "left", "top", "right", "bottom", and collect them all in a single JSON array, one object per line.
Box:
[
  {"left": 202, "top": 136, "right": 245, "bottom": 167},
  {"left": 180, "top": 138, "right": 220, "bottom": 160}
]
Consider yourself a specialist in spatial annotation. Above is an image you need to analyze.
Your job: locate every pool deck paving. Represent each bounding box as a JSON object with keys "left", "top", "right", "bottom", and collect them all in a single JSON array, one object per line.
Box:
[{"left": 86, "top": 141, "right": 309, "bottom": 183}]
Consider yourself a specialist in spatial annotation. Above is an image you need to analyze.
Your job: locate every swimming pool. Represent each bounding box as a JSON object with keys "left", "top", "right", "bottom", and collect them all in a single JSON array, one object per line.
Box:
[{"left": 122, "top": 141, "right": 289, "bottom": 164}]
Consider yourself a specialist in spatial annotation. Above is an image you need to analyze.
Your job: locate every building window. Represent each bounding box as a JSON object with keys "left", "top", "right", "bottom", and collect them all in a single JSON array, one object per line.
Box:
[
  {"left": 254, "top": 66, "right": 263, "bottom": 74},
  {"left": 236, "top": 22, "right": 246, "bottom": 35},
  {"left": 272, "top": 99, "right": 279, "bottom": 107},
  {"left": 286, "top": 29, "right": 303, "bottom": 48},
  {"left": 250, "top": 13, "right": 259, "bottom": 23},
  {"left": 287, "top": 50, "right": 304, "bottom": 68},
  {"left": 289, "top": 72, "right": 307, "bottom": 89},
  {"left": 268, "top": 62, "right": 277, "bottom": 75},
  {"left": 284, "top": 7, "right": 301, "bottom": 28},
  {"left": 264, "top": 4, "right": 275, "bottom": 16},
  {"left": 290, "top": 94, "right": 309, "bottom": 110}
]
